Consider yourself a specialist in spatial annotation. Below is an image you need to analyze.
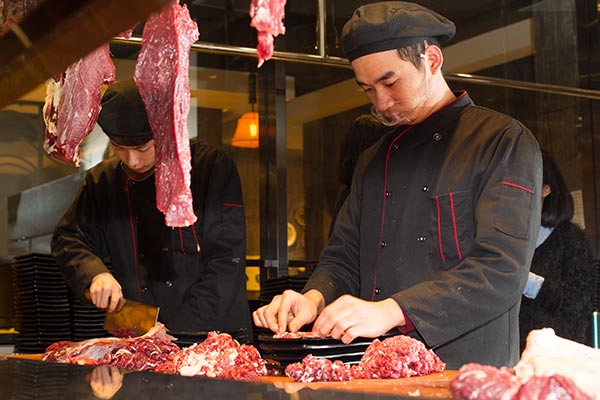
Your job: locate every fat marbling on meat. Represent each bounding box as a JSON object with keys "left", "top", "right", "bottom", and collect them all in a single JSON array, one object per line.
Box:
[{"left": 134, "top": 0, "right": 199, "bottom": 227}]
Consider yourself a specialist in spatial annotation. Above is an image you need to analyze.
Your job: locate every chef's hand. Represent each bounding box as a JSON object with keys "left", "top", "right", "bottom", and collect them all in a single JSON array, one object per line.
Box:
[
  {"left": 88, "top": 366, "right": 124, "bottom": 399},
  {"left": 88, "top": 272, "right": 124, "bottom": 313},
  {"left": 313, "top": 295, "right": 405, "bottom": 344},
  {"left": 253, "top": 289, "right": 324, "bottom": 333}
]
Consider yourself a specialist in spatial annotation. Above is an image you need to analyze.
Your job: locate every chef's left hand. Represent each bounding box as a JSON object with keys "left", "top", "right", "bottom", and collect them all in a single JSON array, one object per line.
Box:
[{"left": 312, "top": 295, "right": 405, "bottom": 344}]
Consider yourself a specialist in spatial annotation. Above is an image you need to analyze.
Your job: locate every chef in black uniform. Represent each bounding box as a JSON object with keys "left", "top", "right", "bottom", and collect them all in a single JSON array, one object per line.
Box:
[
  {"left": 52, "top": 80, "right": 252, "bottom": 336},
  {"left": 254, "top": 2, "right": 542, "bottom": 368}
]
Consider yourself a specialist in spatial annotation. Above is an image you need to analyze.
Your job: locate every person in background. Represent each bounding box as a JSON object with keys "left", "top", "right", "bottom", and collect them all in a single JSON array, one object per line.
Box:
[
  {"left": 52, "top": 79, "right": 252, "bottom": 336},
  {"left": 520, "top": 150, "right": 596, "bottom": 349},
  {"left": 254, "top": 1, "right": 542, "bottom": 369},
  {"left": 329, "top": 114, "right": 390, "bottom": 236}
]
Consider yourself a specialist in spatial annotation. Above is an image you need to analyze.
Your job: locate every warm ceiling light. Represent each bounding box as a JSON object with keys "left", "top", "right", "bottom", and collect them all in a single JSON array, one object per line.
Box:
[
  {"left": 232, "top": 73, "right": 259, "bottom": 148},
  {"left": 231, "top": 111, "right": 259, "bottom": 148}
]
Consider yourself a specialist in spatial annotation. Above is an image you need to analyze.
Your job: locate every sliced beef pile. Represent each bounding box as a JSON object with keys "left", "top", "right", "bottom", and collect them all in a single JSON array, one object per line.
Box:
[
  {"left": 42, "top": 323, "right": 180, "bottom": 372},
  {"left": 134, "top": 0, "right": 199, "bottom": 227},
  {"left": 352, "top": 334, "right": 446, "bottom": 379},
  {"left": 285, "top": 334, "right": 446, "bottom": 383},
  {"left": 43, "top": 45, "right": 116, "bottom": 166},
  {"left": 249, "top": 0, "right": 287, "bottom": 67},
  {"left": 160, "top": 331, "right": 267, "bottom": 381},
  {"left": 285, "top": 355, "right": 351, "bottom": 382}
]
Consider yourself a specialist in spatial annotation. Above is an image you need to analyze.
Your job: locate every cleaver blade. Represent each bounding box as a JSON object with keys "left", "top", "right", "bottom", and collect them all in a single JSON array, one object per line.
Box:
[{"left": 103, "top": 298, "right": 160, "bottom": 337}]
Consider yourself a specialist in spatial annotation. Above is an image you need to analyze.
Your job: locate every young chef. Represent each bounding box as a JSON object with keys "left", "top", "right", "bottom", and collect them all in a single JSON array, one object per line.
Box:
[
  {"left": 52, "top": 79, "right": 252, "bottom": 336},
  {"left": 254, "top": 1, "right": 542, "bottom": 369}
]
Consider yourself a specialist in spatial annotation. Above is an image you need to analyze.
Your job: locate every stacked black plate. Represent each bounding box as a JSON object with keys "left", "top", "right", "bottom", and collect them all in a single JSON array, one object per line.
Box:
[
  {"left": 11, "top": 254, "right": 72, "bottom": 353},
  {"left": 259, "top": 275, "right": 311, "bottom": 303},
  {"left": 258, "top": 334, "right": 382, "bottom": 371},
  {"left": 70, "top": 295, "right": 108, "bottom": 341}
]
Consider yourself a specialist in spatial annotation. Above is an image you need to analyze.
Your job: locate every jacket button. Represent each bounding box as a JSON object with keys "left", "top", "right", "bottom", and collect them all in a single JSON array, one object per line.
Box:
[
  {"left": 138, "top": 252, "right": 145, "bottom": 260},
  {"left": 374, "top": 288, "right": 382, "bottom": 295},
  {"left": 385, "top": 190, "right": 392, "bottom": 198},
  {"left": 380, "top": 241, "right": 387, "bottom": 248},
  {"left": 165, "top": 281, "right": 173, "bottom": 287},
  {"left": 161, "top": 247, "right": 169, "bottom": 253},
  {"left": 417, "top": 236, "right": 426, "bottom": 242},
  {"left": 141, "top": 286, "right": 149, "bottom": 293},
  {"left": 433, "top": 132, "right": 442, "bottom": 142},
  {"left": 392, "top": 144, "right": 400, "bottom": 150},
  {"left": 421, "top": 186, "right": 430, "bottom": 192}
]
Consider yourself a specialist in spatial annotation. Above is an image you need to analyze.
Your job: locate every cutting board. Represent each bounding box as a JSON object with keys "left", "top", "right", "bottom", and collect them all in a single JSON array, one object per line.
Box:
[{"left": 261, "top": 370, "right": 459, "bottom": 398}]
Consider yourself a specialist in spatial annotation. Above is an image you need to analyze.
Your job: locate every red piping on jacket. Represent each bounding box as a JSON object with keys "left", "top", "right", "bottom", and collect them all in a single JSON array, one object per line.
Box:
[
  {"left": 435, "top": 196, "right": 445, "bottom": 262},
  {"left": 449, "top": 192, "right": 463, "bottom": 260},
  {"left": 124, "top": 176, "right": 142, "bottom": 302},
  {"left": 501, "top": 181, "right": 534, "bottom": 194},
  {"left": 223, "top": 202, "right": 243, "bottom": 208},
  {"left": 372, "top": 126, "right": 413, "bottom": 300}
]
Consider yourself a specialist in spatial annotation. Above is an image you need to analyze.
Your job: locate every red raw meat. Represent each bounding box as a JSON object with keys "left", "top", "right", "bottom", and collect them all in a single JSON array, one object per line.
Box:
[
  {"left": 43, "top": 44, "right": 116, "bottom": 166},
  {"left": 42, "top": 323, "right": 180, "bottom": 372},
  {"left": 162, "top": 331, "right": 267, "bottom": 381},
  {"left": 450, "top": 363, "right": 521, "bottom": 400},
  {"left": 273, "top": 331, "right": 322, "bottom": 339},
  {"left": 249, "top": 0, "right": 287, "bottom": 67},
  {"left": 134, "top": 0, "right": 199, "bottom": 227},
  {"left": 517, "top": 375, "right": 593, "bottom": 400},
  {"left": 285, "top": 334, "right": 445, "bottom": 383},
  {"left": 352, "top": 334, "right": 445, "bottom": 379},
  {"left": 285, "top": 355, "right": 351, "bottom": 382}
]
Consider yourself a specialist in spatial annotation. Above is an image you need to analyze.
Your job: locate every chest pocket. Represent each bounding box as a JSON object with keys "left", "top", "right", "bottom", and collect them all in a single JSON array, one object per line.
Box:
[
  {"left": 429, "top": 190, "right": 474, "bottom": 267},
  {"left": 174, "top": 225, "right": 202, "bottom": 255}
]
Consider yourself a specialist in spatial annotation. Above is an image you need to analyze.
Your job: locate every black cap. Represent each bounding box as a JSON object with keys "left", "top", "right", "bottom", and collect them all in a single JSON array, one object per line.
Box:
[
  {"left": 342, "top": 1, "right": 456, "bottom": 62},
  {"left": 97, "top": 79, "right": 152, "bottom": 139}
]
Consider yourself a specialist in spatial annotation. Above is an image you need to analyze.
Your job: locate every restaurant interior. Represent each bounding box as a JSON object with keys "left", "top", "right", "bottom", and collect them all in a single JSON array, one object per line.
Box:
[{"left": 0, "top": 0, "right": 599, "bottom": 354}]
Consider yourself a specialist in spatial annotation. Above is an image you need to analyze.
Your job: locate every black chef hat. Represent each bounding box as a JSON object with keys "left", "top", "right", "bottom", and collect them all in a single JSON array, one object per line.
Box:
[
  {"left": 97, "top": 79, "right": 152, "bottom": 140},
  {"left": 342, "top": 1, "right": 456, "bottom": 62}
]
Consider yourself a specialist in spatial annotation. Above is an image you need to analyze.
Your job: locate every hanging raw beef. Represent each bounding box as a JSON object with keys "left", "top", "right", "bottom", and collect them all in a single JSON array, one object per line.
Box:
[{"left": 134, "top": 0, "right": 199, "bottom": 227}]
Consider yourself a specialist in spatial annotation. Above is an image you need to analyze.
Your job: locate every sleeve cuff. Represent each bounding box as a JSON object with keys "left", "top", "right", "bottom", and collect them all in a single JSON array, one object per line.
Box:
[{"left": 397, "top": 308, "right": 415, "bottom": 334}]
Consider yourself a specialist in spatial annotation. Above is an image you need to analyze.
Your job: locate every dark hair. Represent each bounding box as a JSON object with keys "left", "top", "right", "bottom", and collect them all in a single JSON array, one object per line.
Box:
[
  {"left": 541, "top": 150, "right": 574, "bottom": 227},
  {"left": 109, "top": 134, "right": 153, "bottom": 147},
  {"left": 396, "top": 37, "right": 441, "bottom": 70},
  {"left": 338, "top": 114, "right": 389, "bottom": 185}
]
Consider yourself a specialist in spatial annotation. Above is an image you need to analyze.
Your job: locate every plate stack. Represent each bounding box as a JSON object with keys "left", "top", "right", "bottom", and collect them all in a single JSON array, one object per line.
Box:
[
  {"left": 258, "top": 334, "right": 382, "bottom": 372},
  {"left": 11, "top": 254, "right": 72, "bottom": 353},
  {"left": 70, "top": 295, "right": 108, "bottom": 341}
]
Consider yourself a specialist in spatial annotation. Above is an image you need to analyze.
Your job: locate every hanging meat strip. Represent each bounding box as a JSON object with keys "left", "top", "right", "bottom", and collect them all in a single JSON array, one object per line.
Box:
[
  {"left": 250, "top": 0, "right": 287, "bottom": 67},
  {"left": 134, "top": 0, "right": 199, "bottom": 227},
  {"left": 43, "top": 45, "right": 116, "bottom": 166}
]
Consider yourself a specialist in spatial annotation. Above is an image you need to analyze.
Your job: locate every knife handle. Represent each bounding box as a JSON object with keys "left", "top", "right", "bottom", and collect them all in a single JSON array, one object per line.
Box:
[{"left": 84, "top": 289, "right": 126, "bottom": 313}]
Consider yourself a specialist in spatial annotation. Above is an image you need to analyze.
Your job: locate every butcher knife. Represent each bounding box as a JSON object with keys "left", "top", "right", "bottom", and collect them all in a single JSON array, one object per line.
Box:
[{"left": 85, "top": 291, "right": 159, "bottom": 337}]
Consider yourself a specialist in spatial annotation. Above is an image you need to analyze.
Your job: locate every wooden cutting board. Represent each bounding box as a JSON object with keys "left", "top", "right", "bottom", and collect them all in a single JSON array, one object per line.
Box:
[{"left": 261, "top": 370, "right": 459, "bottom": 398}]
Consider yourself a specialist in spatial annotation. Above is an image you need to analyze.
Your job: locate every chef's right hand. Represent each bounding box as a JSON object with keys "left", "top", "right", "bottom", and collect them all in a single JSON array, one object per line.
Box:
[
  {"left": 253, "top": 289, "right": 324, "bottom": 334},
  {"left": 88, "top": 272, "right": 124, "bottom": 313}
]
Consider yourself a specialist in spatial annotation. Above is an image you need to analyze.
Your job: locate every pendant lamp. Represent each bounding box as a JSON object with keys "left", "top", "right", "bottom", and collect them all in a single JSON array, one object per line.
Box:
[{"left": 232, "top": 73, "right": 259, "bottom": 148}]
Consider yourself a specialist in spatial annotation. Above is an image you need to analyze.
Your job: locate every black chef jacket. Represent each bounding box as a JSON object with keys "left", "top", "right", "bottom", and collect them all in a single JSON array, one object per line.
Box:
[
  {"left": 52, "top": 142, "right": 252, "bottom": 335},
  {"left": 305, "top": 92, "right": 542, "bottom": 369}
]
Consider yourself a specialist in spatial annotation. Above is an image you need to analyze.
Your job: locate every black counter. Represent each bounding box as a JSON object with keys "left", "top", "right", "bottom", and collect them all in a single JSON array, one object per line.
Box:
[{"left": 0, "top": 358, "right": 413, "bottom": 400}]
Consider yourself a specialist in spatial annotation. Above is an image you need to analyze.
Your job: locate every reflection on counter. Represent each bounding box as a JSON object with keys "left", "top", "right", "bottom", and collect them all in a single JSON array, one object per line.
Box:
[{"left": 0, "top": 358, "right": 409, "bottom": 400}]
